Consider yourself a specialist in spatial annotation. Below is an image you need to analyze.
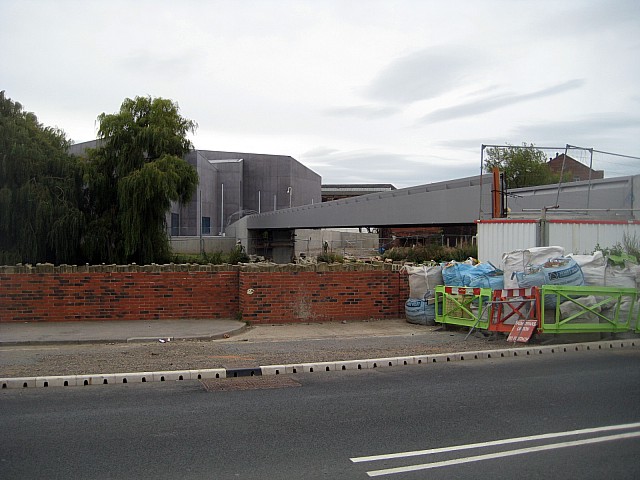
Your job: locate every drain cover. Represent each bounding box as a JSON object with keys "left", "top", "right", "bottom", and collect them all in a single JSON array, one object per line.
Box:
[{"left": 201, "top": 376, "right": 302, "bottom": 392}]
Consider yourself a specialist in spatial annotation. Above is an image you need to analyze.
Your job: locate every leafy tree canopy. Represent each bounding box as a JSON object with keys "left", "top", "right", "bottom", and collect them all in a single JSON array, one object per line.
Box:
[
  {"left": 0, "top": 91, "right": 84, "bottom": 264},
  {"left": 83, "top": 96, "right": 199, "bottom": 264},
  {"left": 484, "top": 143, "right": 559, "bottom": 189}
]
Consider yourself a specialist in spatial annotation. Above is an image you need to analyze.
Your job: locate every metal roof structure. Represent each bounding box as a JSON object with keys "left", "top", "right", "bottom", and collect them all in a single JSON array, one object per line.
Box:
[
  {"left": 235, "top": 174, "right": 639, "bottom": 232},
  {"left": 244, "top": 175, "right": 493, "bottom": 229}
]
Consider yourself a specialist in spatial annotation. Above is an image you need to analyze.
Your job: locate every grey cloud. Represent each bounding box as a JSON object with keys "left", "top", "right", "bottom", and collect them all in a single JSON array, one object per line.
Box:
[
  {"left": 323, "top": 105, "right": 400, "bottom": 119},
  {"left": 119, "top": 49, "right": 199, "bottom": 75},
  {"left": 511, "top": 112, "right": 640, "bottom": 141},
  {"left": 433, "top": 138, "right": 496, "bottom": 151},
  {"left": 420, "top": 79, "right": 586, "bottom": 124},
  {"left": 300, "top": 148, "right": 478, "bottom": 188},
  {"left": 364, "top": 46, "right": 482, "bottom": 105},
  {"left": 533, "top": 0, "right": 640, "bottom": 37},
  {"left": 301, "top": 146, "right": 340, "bottom": 158}
]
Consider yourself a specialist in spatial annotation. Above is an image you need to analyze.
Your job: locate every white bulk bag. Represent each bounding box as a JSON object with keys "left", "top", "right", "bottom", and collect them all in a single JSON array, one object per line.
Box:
[
  {"left": 502, "top": 246, "right": 565, "bottom": 289},
  {"left": 568, "top": 251, "right": 606, "bottom": 286},
  {"left": 403, "top": 265, "right": 443, "bottom": 300}
]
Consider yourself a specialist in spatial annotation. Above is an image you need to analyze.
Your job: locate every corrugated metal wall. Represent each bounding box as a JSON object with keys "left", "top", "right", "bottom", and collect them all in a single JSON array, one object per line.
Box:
[
  {"left": 547, "top": 221, "right": 640, "bottom": 255},
  {"left": 477, "top": 221, "right": 539, "bottom": 266},
  {"left": 478, "top": 220, "right": 640, "bottom": 267}
]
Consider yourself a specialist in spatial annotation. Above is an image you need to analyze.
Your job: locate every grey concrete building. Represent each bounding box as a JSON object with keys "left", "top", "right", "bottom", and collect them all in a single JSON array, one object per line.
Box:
[
  {"left": 172, "top": 150, "right": 322, "bottom": 238},
  {"left": 68, "top": 141, "right": 322, "bottom": 245}
]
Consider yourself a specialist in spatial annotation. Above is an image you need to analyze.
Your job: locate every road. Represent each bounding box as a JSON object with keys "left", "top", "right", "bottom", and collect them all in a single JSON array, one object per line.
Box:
[{"left": 2, "top": 349, "right": 639, "bottom": 479}]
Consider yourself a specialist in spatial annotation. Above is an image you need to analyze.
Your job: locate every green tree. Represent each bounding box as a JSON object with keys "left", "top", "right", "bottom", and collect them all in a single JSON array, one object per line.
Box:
[
  {"left": 82, "top": 96, "right": 198, "bottom": 264},
  {"left": 484, "top": 143, "right": 559, "bottom": 188},
  {"left": 0, "top": 91, "right": 84, "bottom": 264}
]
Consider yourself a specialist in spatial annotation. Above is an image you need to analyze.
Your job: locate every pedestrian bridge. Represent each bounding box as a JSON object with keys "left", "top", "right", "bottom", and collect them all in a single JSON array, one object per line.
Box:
[
  {"left": 236, "top": 174, "right": 638, "bottom": 231},
  {"left": 224, "top": 173, "right": 638, "bottom": 262}
]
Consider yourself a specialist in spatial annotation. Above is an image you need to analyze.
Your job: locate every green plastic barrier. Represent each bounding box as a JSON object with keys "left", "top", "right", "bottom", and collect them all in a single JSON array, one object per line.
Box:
[
  {"left": 540, "top": 285, "right": 638, "bottom": 334},
  {"left": 435, "top": 285, "right": 492, "bottom": 330}
]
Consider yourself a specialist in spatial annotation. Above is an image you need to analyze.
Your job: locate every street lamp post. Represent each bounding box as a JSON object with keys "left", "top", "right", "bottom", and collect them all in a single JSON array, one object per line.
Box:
[{"left": 287, "top": 186, "right": 292, "bottom": 208}]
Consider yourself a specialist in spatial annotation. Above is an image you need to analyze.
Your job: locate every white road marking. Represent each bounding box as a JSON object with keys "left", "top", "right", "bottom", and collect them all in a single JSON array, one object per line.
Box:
[
  {"left": 365, "top": 430, "right": 640, "bottom": 477},
  {"left": 351, "top": 421, "right": 640, "bottom": 463}
]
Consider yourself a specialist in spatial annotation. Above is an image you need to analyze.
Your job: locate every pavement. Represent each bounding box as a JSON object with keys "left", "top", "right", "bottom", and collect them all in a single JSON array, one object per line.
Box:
[
  {"left": 0, "top": 318, "right": 441, "bottom": 346},
  {"left": 0, "top": 318, "right": 248, "bottom": 346}
]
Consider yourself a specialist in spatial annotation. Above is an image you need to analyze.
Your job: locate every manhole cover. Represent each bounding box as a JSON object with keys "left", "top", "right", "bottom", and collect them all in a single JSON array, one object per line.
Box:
[{"left": 201, "top": 376, "right": 302, "bottom": 392}]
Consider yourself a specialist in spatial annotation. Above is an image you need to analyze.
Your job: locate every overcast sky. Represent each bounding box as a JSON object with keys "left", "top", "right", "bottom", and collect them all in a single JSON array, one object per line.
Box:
[{"left": 2, "top": 0, "right": 639, "bottom": 187}]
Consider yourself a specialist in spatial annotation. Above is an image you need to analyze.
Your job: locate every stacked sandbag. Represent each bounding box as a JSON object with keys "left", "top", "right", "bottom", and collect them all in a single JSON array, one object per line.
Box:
[
  {"left": 567, "top": 251, "right": 639, "bottom": 325},
  {"left": 604, "top": 265, "right": 637, "bottom": 289},
  {"left": 502, "top": 246, "right": 565, "bottom": 289},
  {"left": 403, "top": 265, "right": 443, "bottom": 325},
  {"left": 503, "top": 247, "right": 640, "bottom": 329},
  {"left": 441, "top": 260, "right": 503, "bottom": 290},
  {"left": 603, "top": 262, "right": 639, "bottom": 328},
  {"left": 567, "top": 251, "right": 606, "bottom": 286},
  {"left": 620, "top": 261, "right": 640, "bottom": 329},
  {"left": 515, "top": 257, "right": 584, "bottom": 288},
  {"left": 559, "top": 295, "right": 602, "bottom": 324},
  {"left": 514, "top": 257, "right": 584, "bottom": 309}
]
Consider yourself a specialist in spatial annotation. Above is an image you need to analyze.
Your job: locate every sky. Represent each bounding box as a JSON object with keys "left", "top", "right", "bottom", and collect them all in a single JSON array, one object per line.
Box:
[{"left": 2, "top": 0, "right": 639, "bottom": 188}]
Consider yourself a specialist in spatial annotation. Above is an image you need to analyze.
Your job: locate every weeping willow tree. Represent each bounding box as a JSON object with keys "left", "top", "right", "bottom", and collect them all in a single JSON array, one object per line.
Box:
[
  {"left": 83, "top": 96, "right": 198, "bottom": 264},
  {"left": 0, "top": 91, "right": 85, "bottom": 265}
]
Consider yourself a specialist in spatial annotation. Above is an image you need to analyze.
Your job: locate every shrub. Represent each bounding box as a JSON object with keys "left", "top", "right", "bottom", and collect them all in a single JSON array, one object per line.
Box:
[
  {"left": 203, "top": 251, "right": 225, "bottom": 265},
  {"left": 227, "top": 245, "right": 250, "bottom": 264},
  {"left": 382, "top": 243, "right": 477, "bottom": 264},
  {"left": 317, "top": 252, "right": 344, "bottom": 263}
]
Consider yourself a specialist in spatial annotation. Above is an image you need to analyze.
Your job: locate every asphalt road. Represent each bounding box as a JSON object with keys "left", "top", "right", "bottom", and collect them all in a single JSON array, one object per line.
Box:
[{"left": 2, "top": 349, "right": 639, "bottom": 479}]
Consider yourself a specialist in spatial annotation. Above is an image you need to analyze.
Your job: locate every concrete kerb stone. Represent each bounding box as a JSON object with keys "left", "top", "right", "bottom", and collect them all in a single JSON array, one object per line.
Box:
[
  {"left": 260, "top": 365, "right": 287, "bottom": 375},
  {"left": 300, "top": 362, "right": 337, "bottom": 373},
  {"left": 114, "top": 372, "right": 154, "bottom": 384},
  {"left": 284, "top": 364, "right": 304, "bottom": 374},
  {"left": 189, "top": 369, "right": 226, "bottom": 380},
  {"left": 1, "top": 339, "right": 638, "bottom": 389},
  {"left": 75, "top": 374, "right": 117, "bottom": 386},
  {"left": 35, "top": 376, "right": 77, "bottom": 388},
  {"left": 336, "top": 360, "right": 367, "bottom": 371},
  {"left": 3, "top": 377, "right": 37, "bottom": 389},
  {"left": 152, "top": 371, "right": 191, "bottom": 382}
]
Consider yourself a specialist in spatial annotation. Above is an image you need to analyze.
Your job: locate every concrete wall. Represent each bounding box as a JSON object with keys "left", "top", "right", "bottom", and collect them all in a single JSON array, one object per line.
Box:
[
  {"left": 201, "top": 150, "right": 321, "bottom": 214},
  {"left": 169, "top": 153, "right": 244, "bottom": 237},
  {"left": 169, "top": 151, "right": 224, "bottom": 236},
  {"left": 170, "top": 150, "right": 322, "bottom": 239},
  {"left": 170, "top": 236, "right": 238, "bottom": 255},
  {"left": 294, "top": 229, "right": 379, "bottom": 258}
]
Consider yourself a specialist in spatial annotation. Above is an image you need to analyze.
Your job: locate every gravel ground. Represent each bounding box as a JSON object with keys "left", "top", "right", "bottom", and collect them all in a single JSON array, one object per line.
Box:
[{"left": 0, "top": 327, "right": 512, "bottom": 377}]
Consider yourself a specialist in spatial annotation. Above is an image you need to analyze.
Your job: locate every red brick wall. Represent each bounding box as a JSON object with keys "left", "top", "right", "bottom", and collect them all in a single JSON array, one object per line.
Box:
[
  {"left": 0, "top": 269, "right": 409, "bottom": 323},
  {"left": 240, "top": 271, "right": 406, "bottom": 324},
  {"left": 0, "top": 272, "right": 239, "bottom": 322}
]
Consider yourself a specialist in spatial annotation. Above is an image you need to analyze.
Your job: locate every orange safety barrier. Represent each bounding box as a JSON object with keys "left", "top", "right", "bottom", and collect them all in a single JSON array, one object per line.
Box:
[{"left": 488, "top": 287, "right": 541, "bottom": 333}]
